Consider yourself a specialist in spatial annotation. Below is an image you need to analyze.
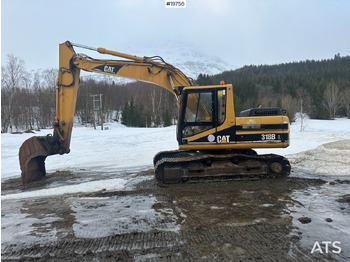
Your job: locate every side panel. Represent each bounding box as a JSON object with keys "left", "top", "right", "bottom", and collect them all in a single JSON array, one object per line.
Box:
[
  {"left": 234, "top": 115, "right": 290, "bottom": 146},
  {"left": 179, "top": 116, "right": 290, "bottom": 150}
]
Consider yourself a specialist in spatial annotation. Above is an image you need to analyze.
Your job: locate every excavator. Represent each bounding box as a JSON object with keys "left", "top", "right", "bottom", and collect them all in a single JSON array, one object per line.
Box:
[{"left": 19, "top": 41, "right": 290, "bottom": 184}]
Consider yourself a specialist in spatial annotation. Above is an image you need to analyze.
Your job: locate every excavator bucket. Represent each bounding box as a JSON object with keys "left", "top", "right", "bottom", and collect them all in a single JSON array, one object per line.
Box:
[{"left": 19, "top": 136, "right": 56, "bottom": 183}]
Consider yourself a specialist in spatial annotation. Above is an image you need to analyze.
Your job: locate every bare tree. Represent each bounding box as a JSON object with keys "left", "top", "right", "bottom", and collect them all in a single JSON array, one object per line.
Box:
[
  {"left": 296, "top": 87, "right": 314, "bottom": 131},
  {"left": 2, "top": 54, "right": 27, "bottom": 90},
  {"left": 1, "top": 71, "right": 11, "bottom": 132},
  {"left": 297, "top": 88, "right": 305, "bottom": 131},
  {"left": 22, "top": 75, "right": 36, "bottom": 130},
  {"left": 1, "top": 54, "right": 28, "bottom": 132},
  {"left": 40, "top": 69, "right": 57, "bottom": 127},
  {"left": 323, "top": 82, "right": 342, "bottom": 120},
  {"left": 343, "top": 87, "right": 350, "bottom": 119},
  {"left": 42, "top": 68, "right": 57, "bottom": 90},
  {"left": 280, "top": 94, "right": 298, "bottom": 122}
]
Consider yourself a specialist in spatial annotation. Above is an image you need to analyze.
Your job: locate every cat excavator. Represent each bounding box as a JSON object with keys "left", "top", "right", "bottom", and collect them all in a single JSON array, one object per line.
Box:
[{"left": 19, "top": 41, "right": 290, "bottom": 184}]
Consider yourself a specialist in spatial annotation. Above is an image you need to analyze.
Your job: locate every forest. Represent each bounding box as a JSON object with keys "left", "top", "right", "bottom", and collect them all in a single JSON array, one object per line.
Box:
[
  {"left": 1, "top": 53, "right": 350, "bottom": 133},
  {"left": 197, "top": 54, "right": 350, "bottom": 121}
]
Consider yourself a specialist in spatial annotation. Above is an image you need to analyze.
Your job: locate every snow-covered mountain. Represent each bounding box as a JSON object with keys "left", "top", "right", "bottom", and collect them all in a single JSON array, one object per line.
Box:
[
  {"left": 126, "top": 41, "right": 235, "bottom": 79},
  {"left": 81, "top": 41, "right": 235, "bottom": 83}
]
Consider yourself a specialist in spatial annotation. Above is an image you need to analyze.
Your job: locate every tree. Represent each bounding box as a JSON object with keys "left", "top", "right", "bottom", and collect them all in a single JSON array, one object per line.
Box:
[
  {"left": 296, "top": 87, "right": 313, "bottom": 131},
  {"left": 121, "top": 100, "right": 131, "bottom": 126},
  {"left": 280, "top": 94, "right": 298, "bottom": 122},
  {"left": 323, "top": 82, "right": 342, "bottom": 119},
  {"left": 1, "top": 83, "right": 11, "bottom": 132},
  {"left": 162, "top": 109, "right": 172, "bottom": 127},
  {"left": 343, "top": 87, "right": 350, "bottom": 118},
  {"left": 1, "top": 54, "right": 28, "bottom": 132},
  {"left": 121, "top": 97, "right": 140, "bottom": 127},
  {"left": 2, "top": 54, "right": 27, "bottom": 90}
]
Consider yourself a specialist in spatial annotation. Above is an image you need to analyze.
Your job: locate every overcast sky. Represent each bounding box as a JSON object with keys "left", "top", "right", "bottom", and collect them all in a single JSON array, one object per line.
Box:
[{"left": 2, "top": 0, "right": 350, "bottom": 72}]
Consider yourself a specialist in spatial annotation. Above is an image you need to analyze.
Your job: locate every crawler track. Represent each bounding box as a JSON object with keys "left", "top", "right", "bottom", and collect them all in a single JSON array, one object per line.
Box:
[{"left": 154, "top": 150, "right": 291, "bottom": 183}]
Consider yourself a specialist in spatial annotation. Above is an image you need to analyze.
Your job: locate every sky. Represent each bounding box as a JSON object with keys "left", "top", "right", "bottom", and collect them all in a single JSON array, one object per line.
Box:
[{"left": 1, "top": 0, "right": 350, "bottom": 72}]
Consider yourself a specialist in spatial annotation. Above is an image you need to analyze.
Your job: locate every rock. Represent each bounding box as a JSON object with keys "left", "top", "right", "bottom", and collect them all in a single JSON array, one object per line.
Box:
[
  {"left": 336, "top": 194, "right": 350, "bottom": 203},
  {"left": 335, "top": 179, "right": 350, "bottom": 184},
  {"left": 298, "top": 217, "right": 312, "bottom": 224}
]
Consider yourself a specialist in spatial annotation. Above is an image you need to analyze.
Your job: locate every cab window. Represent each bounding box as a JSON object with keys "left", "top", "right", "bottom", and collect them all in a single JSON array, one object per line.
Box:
[
  {"left": 184, "top": 92, "right": 212, "bottom": 123},
  {"left": 217, "top": 89, "right": 226, "bottom": 125}
]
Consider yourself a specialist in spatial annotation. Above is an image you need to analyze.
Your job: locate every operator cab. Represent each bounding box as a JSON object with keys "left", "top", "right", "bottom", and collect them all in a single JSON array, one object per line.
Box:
[{"left": 177, "top": 85, "right": 228, "bottom": 144}]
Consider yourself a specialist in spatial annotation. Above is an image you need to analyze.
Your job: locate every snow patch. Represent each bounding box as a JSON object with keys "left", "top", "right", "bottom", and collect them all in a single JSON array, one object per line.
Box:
[
  {"left": 1, "top": 178, "right": 127, "bottom": 200},
  {"left": 287, "top": 140, "right": 350, "bottom": 176}
]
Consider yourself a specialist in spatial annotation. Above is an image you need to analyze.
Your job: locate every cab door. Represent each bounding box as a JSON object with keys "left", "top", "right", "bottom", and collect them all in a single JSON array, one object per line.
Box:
[{"left": 177, "top": 86, "right": 227, "bottom": 145}]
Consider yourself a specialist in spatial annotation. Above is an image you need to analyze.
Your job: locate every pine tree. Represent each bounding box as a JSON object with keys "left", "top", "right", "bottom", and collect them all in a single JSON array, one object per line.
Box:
[
  {"left": 162, "top": 109, "right": 172, "bottom": 127},
  {"left": 121, "top": 101, "right": 130, "bottom": 126}
]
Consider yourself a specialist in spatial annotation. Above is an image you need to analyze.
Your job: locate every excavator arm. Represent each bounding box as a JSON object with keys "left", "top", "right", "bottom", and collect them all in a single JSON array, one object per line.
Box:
[{"left": 19, "top": 41, "right": 192, "bottom": 183}]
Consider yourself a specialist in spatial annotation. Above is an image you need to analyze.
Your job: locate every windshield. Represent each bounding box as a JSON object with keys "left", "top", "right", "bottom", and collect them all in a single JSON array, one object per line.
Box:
[{"left": 184, "top": 92, "right": 212, "bottom": 122}]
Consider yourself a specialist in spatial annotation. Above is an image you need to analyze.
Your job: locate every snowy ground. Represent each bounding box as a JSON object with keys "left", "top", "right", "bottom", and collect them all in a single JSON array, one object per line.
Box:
[
  {"left": 1, "top": 118, "right": 350, "bottom": 198},
  {"left": 1, "top": 122, "right": 177, "bottom": 181}
]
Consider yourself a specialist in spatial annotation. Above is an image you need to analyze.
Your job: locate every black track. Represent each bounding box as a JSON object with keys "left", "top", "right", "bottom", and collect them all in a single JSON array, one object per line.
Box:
[{"left": 154, "top": 150, "right": 291, "bottom": 183}]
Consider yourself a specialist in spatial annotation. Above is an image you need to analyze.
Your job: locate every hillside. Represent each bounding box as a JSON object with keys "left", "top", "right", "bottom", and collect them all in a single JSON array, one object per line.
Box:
[{"left": 196, "top": 55, "right": 350, "bottom": 119}]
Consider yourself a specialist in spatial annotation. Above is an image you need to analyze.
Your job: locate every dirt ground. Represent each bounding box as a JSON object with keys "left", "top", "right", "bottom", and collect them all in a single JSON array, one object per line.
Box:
[{"left": 1, "top": 170, "right": 350, "bottom": 261}]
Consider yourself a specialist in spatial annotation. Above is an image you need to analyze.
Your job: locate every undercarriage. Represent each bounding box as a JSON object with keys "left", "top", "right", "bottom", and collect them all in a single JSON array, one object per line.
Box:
[{"left": 154, "top": 150, "right": 291, "bottom": 183}]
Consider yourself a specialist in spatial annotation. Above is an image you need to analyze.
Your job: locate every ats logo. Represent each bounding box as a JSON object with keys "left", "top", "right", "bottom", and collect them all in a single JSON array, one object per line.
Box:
[{"left": 311, "top": 241, "right": 341, "bottom": 254}]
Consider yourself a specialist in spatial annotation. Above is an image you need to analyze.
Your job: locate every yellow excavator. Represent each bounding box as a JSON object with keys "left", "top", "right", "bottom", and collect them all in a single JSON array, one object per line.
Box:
[{"left": 19, "top": 41, "right": 290, "bottom": 184}]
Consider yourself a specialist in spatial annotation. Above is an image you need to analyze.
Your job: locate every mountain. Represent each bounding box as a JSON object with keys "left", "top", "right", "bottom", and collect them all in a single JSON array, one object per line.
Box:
[
  {"left": 125, "top": 41, "right": 235, "bottom": 79},
  {"left": 81, "top": 41, "right": 235, "bottom": 83}
]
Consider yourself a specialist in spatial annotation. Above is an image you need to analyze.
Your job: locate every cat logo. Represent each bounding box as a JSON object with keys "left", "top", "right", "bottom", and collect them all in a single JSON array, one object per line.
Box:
[
  {"left": 217, "top": 135, "right": 230, "bottom": 143},
  {"left": 104, "top": 66, "right": 115, "bottom": 73},
  {"left": 93, "top": 65, "right": 122, "bottom": 74},
  {"left": 207, "top": 135, "right": 230, "bottom": 143}
]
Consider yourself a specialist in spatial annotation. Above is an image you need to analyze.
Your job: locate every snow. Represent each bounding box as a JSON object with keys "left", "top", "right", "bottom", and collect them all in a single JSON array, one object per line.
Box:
[
  {"left": 1, "top": 122, "right": 178, "bottom": 182},
  {"left": 1, "top": 118, "right": 350, "bottom": 199},
  {"left": 286, "top": 140, "right": 350, "bottom": 176},
  {"left": 1, "top": 178, "right": 126, "bottom": 200},
  {"left": 123, "top": 41, "right": 235, "bottom": 79}
]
